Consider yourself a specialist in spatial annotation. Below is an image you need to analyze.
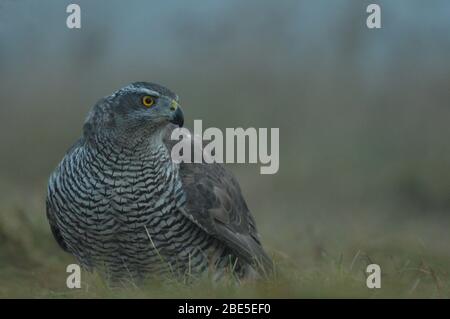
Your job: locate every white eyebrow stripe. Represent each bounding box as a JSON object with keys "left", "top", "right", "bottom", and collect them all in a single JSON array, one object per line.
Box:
[{"left": 136, "top": 88, "right": 160, "bottom": 97}]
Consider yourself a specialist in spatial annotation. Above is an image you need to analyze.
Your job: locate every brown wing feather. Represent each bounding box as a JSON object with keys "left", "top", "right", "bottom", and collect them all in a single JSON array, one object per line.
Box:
[{"left": 164, "top": 125, "right": 273, "bottom": 274}]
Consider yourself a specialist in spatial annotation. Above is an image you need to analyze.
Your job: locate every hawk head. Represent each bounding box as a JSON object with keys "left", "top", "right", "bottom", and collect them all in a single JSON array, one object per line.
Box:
[{"left": 83, "top": 82, "right": 184, "bottom": 145}]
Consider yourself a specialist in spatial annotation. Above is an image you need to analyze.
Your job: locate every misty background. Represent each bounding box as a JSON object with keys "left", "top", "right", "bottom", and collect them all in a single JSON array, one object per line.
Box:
[{"left": 1, "top": 0, "right": 450, "bottom": 296}]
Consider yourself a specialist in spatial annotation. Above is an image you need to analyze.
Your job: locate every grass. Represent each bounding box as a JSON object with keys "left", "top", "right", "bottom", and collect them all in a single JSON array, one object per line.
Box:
[{"left": 1, "top": 183, "right": 450, "bottom": 299}]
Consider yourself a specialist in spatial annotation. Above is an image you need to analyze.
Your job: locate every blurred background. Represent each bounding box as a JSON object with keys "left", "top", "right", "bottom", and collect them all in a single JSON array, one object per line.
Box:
[{"left": 1, "top": 0, "right": 450, "bottom": 297}]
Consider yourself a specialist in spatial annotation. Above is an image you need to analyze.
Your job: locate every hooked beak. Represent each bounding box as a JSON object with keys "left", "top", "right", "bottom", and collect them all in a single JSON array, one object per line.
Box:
[{"left": 169, "top": 101, "right": 184, "bottom": 127}]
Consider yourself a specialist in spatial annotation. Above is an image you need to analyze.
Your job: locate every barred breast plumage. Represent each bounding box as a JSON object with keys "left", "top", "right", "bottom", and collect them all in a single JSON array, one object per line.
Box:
[{"left": 46, "top": 82, "right": 272, "bottom": 284}]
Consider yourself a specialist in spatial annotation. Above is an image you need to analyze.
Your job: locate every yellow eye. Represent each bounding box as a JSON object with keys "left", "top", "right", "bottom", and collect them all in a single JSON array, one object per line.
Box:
[{"left": 142, "top": 96, "right": 155, "bottom": 107}]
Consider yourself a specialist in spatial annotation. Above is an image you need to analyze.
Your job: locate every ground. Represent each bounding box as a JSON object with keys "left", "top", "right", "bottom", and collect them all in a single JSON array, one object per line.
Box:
[{"left": 1, "top": 182, "right": 449, "bottom": 298}]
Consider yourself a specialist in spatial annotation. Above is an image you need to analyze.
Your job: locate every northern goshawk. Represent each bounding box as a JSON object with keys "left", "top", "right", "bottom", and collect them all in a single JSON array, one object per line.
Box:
[{"left": 46, "top": 82, "right": 272, "bottom": 284}]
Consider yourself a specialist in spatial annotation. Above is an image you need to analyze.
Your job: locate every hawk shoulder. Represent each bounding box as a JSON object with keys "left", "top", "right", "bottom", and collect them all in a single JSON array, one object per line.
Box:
[{"left": 163, "top": 125, "right": 273, "bottom": 274}]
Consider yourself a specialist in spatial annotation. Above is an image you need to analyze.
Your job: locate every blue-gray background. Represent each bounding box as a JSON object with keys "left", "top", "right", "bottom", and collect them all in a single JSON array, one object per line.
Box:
[{"left": 1, "top": 0, "right": 450, "bottom": 296}]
